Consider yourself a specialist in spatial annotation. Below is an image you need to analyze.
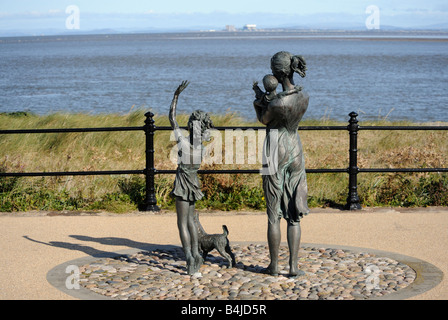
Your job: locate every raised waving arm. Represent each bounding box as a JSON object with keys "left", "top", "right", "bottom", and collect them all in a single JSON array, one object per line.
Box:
[{"left": 169, "top": 80, "right": 190, "bottom": 130}]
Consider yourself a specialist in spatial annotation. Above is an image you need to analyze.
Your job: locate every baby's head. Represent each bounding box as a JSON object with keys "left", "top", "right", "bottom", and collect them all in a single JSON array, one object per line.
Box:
[{"left": 263, "top": 74, "right": 278, "bottom": 93}]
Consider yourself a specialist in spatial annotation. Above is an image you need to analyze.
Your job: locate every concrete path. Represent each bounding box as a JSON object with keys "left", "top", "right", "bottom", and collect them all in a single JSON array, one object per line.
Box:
[{"left": 0, "top": 207, "right": 446, "bottom": 300}]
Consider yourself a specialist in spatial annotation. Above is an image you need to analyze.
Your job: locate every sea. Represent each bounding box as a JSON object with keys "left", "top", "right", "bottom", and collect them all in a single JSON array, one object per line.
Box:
[{"left": 1, "top": 32, "right": 447, "bottom": 123}]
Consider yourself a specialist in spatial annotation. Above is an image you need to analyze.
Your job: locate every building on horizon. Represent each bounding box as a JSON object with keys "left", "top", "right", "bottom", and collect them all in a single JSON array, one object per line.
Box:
[{"left": 243, "top": 24, "right": 257, "bottom": 31}]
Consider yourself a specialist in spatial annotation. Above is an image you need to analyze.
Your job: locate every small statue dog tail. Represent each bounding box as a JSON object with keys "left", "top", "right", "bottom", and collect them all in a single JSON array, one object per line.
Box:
[{"left": 222, "top": 225, "right": 229, "bottom": 236}]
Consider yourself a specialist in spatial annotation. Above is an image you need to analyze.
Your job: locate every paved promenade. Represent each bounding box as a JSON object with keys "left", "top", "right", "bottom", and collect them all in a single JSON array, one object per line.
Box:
[{"left": 0, "top": 207, "right": 446, "bottom": 300}]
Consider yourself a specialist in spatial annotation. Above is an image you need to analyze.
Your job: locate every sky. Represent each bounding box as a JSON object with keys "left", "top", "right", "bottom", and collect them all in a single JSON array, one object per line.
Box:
[{"left": 1, "top": 0, "right": 448, "bottom": 35}]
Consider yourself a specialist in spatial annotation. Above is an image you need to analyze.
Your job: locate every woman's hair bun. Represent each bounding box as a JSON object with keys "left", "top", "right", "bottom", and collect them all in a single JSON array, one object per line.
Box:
[{"left": 291, "top": 55, "right": 307, "bottom": 78}]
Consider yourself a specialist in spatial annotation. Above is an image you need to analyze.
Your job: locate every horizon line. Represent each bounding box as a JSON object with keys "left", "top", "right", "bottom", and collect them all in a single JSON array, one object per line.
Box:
[{"left": 2, "top": 27, "right": 448, "bottom": 39}]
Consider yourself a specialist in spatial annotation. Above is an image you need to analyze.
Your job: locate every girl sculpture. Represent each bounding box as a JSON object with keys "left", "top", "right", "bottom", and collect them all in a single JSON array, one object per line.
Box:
[
  {"left": 169, "top": 81, "right": 214, "bottom": 275},
  {"left": 253, "top": 51, "right": 310, "bottom": 277}
]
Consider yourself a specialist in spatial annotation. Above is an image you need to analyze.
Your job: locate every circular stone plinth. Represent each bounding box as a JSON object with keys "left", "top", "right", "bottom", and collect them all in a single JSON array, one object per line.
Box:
[{"left": 47, "top": 243, "right": 443, "bottom": 300}]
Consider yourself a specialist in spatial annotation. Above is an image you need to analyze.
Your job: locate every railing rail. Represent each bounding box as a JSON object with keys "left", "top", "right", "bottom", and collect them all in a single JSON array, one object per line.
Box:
[
  {"left": 1, "top": 111, "right": 447, "bottom": 211},
  {"left": 0, "top": 126, "right": 143, "bottom": 134}
]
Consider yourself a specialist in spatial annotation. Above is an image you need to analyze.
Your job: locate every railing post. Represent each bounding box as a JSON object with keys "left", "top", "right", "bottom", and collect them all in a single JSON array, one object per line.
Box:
[
  {"left": 142, "top": 112, "right": 160, "bottom": 212},
  {"left": 346, "top": 112, "right": 362, "bottom": 210}
]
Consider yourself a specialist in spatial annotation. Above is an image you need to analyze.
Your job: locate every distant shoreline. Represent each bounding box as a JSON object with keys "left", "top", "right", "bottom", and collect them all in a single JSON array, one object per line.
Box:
[{"left": 2, "top": 30, "right": 448, "bottom": 43}]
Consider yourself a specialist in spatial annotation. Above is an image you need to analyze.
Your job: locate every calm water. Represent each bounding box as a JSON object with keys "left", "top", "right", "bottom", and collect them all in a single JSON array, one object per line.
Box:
[{"left": 1, "top": 33, "right": 447, "bottom": 122}]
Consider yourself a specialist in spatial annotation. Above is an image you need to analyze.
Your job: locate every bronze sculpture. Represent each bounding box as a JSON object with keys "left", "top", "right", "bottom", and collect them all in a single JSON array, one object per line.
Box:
[
  {"left": 169, "top": 80, "right": 214, "bottom": 275},
  {"left": 253, "top": 51, "right": 310, "bottom": 277},
  {"left": 195, "top": 212, "right": 236, "bottom": 268}
]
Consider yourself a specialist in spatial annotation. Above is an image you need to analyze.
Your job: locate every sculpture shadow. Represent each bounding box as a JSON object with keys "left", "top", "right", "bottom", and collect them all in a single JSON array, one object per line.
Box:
[
  {"left": 69, "top": 235, "right": 154, "bottom": 251},
  {"left": 23, "top": 234, "right": 191, "bottom": 274},
  {"left": 23, "top": 235, "right": 119, "bottom": 258},
  {"left": 24, "top": 235, "right": 289, "bottom": 276},
  {"left": 320, "top": 199, "right": 347, "bottom": 210},
  {"left": 23, "top": 235, "right": 179, "bottom": 259},
  {"left": 202, "top": 252, "right": 273, "bottom": 276},
  {"left": 135, "top": 249, "right": 188, "bottom": 274}
]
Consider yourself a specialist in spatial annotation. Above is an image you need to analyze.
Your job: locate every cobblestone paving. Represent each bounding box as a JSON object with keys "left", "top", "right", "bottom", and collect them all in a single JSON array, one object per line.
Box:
[{"left": 79, "top": 244, "right": 416, "bottom": 300}]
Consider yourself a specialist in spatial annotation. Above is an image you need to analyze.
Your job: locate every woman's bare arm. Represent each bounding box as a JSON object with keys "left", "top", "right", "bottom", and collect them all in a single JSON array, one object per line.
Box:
[
  {"left": 254, "top": 99, "right": 276, "bottom": 125},
  {"left": 259, "top": 107, "right": 275, "bottom": 125}
]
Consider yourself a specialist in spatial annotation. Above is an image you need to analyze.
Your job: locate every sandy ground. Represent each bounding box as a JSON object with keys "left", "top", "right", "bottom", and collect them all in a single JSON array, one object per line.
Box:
[{"left": 0, "top": 207, "right": 446, "bottom": 300}]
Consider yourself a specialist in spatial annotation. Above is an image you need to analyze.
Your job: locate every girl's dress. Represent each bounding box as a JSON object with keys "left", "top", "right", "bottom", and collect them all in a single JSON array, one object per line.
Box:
[{"left": 171, "top": 131, "right": 204, "bottom": 202}]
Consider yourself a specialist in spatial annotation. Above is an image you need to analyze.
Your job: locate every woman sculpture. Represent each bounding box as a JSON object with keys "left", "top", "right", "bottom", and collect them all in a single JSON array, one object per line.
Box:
[
  {"left": 169, "top": 81, "right": 214, "bottom": 275},
  {"left": 253, "top": 51, "right": 310, "bottom": 277}
]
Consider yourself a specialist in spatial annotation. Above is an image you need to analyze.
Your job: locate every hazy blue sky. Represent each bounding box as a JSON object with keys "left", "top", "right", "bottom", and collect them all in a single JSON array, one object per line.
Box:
[
  {"left": 2, "top": 0, "right": 448, "bottom": 14},
  {"left": 1, "top": 0, "right": 448, "bottom": 35}
]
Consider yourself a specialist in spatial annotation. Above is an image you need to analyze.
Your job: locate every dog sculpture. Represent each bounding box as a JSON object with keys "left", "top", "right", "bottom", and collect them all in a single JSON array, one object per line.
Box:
[{"left": 194, "top": 212, "right": 236, "bottom": 268}]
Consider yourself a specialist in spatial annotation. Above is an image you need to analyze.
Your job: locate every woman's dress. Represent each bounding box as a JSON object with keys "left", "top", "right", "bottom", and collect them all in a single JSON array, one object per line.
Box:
[{"left": 258, "top": 90, "right": 310, "bottom": 225}]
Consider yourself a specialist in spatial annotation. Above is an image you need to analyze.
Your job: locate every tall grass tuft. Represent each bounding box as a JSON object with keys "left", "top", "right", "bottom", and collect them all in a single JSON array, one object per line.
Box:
[{"left": 1, "top": 111, "right": 447, "bottom": 213}]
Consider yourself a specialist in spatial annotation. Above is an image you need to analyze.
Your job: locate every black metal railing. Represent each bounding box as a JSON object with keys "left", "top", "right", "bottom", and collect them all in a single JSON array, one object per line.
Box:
[
  {"left": 1, "top": 112, "right": 447, "bottom": 211},
  {"left": 346, "top": 112, "right": 448, "bottom": 209}
]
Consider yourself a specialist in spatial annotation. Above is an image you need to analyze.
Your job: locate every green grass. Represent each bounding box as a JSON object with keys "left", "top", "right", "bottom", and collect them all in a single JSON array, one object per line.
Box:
[{"left": 1, "top": 110, "right": 447, "bottom": 213}]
